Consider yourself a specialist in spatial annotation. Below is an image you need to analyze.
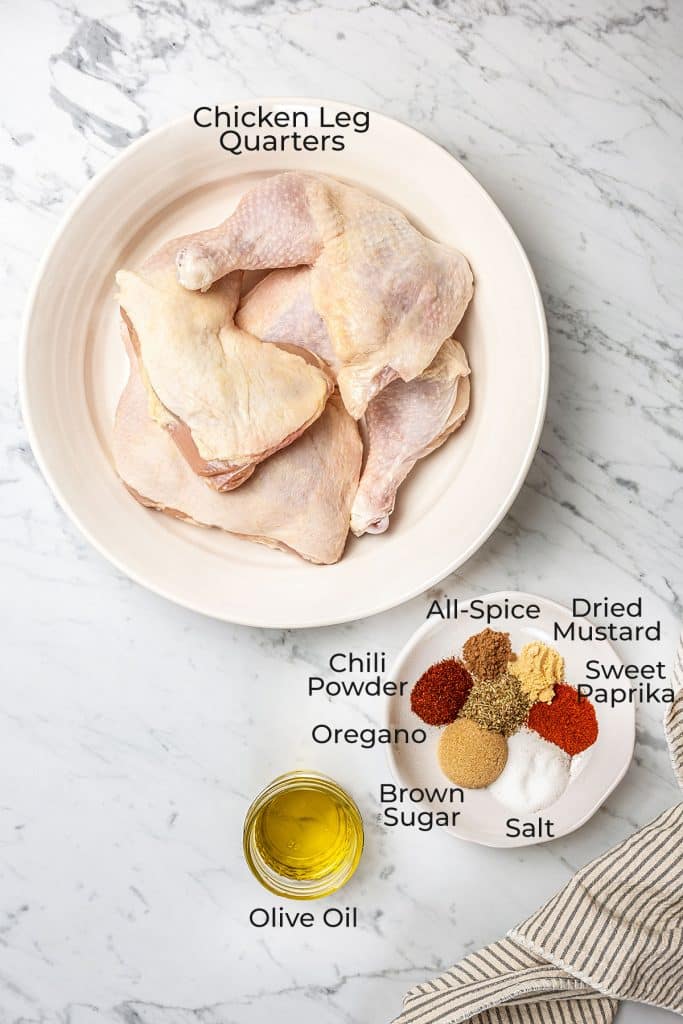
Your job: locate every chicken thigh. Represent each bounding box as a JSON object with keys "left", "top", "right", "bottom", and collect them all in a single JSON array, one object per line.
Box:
[
  {"left": 116, "top": 241, "right": 332, "bottom": 491},
  {"left": 177, "top": 173, "right": 473, "bottom": 418},
  {"left": 113, "top": 324, "right": 362, "bottom": 565},
  {"left": 237, "top": 267, "right": 471, "bottom": 536}
]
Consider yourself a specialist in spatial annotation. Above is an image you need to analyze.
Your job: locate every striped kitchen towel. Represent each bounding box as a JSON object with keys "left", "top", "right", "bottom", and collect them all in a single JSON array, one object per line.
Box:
[{"left": 394, "top": 631, "right": 683, "bottom": 1023}]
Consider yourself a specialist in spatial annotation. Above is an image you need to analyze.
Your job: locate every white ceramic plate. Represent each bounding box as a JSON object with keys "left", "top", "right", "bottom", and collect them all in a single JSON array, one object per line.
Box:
[
  {"left": 20, "top": 100, "right": 548, "bottom": 628},
  {"left": 386, "top": 592, "right": 635, "bottom": 847}
]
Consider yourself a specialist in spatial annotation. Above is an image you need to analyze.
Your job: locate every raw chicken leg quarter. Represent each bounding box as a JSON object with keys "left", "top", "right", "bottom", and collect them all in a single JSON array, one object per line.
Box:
[
  {"left": 177, "top": 172, "right": 474, "bottom": 419},
  {"left": 237, "top": 267, "right": 472, "bottom": 537},
  {"left": 117, "top": 240, "right": 333, "bottom": 491},
  {"left": 350, "top": 339, "right": 471, "bottom": 536},
  {"left": 114, "top": 324, "right": 362, "bottom": 565}
]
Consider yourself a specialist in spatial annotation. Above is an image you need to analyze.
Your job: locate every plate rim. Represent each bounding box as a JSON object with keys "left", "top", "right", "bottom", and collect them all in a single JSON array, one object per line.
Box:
[
  {"left": 19, "top": 99, "right": 549, "bottom": 628},
  {"left": 384, "top": 589, "right": 636, "bottom": 847}
]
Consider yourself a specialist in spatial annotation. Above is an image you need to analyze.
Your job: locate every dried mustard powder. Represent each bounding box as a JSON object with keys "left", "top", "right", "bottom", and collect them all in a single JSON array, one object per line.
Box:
[{"left": 509, "top": 641, "right": 564, "bottom": 703}]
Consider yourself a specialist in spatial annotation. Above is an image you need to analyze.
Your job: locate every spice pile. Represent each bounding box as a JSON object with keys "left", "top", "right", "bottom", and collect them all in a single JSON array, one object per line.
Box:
[{"left": 410, "top": 629, "right": 598, "bottom": 813}]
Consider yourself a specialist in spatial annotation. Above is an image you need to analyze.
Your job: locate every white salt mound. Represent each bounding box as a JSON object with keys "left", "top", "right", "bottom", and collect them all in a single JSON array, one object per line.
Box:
[
  {"left": 570, "top": 749, "right": 590, "bottom": 780},
  {"left": 489, "top": 727, "right": 570, "bottom": 814}
]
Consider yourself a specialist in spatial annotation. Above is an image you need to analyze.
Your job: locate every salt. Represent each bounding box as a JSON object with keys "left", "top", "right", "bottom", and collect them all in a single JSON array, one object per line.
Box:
[
  {"left": 490, "top": 727, "right": 570, "bottom": 814},
  {"left": 570, "top": 748, "right": 590, "bottom": 780}
]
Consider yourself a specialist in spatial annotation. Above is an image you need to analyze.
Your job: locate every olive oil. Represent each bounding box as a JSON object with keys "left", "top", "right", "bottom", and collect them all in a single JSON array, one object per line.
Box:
[{"left": 244, "top": 773, "right": 363, "bottom": 899}]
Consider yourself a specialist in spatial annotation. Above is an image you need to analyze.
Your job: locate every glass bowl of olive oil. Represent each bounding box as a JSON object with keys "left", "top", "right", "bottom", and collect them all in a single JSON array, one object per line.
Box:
[{"left": 243, "top": 771, "right": 364, "bottom": 900}]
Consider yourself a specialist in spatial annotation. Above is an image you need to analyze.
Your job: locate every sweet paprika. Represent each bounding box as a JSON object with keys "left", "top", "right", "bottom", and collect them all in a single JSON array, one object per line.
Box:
[{"left": 528, "top": 682, "right": 598, "bottom": 755}]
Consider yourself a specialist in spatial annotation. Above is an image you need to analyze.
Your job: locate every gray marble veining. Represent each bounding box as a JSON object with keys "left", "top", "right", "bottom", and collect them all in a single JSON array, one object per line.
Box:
[{"left": 1, "top": 2, "right": 682, "bottom": 1022}]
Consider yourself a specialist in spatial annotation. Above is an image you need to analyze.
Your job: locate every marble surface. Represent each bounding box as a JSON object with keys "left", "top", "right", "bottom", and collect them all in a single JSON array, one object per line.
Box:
[{"left": 2, "top": 2, "right": 682, "bottom": 1022}]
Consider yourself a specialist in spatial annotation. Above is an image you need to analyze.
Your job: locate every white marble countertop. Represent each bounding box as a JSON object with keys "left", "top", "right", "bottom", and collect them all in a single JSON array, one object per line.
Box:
[{"left": 1, "top": 2, "right": 681, "bottom": 1022}]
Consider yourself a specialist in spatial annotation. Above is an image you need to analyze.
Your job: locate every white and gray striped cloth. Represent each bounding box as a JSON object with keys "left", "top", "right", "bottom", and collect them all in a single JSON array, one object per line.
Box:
[{"left": 394, "top": 633, "right": 683, "bottom": 1024}]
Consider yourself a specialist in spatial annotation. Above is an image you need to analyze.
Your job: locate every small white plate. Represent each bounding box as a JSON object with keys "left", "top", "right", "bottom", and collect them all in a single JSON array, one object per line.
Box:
[
  {"left": 386, "top": 592, "right": 635, "bottom": 847},
  {"left": 20, "top": 100, "right": 548, "bottom": 628}
]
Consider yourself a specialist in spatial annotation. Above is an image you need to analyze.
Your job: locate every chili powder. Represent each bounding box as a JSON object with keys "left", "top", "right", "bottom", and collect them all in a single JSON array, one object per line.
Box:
[
  {"left": 410, "top": 659, "right": 473, "bottom": 726},
  {"left": 528, "top": 683, "right": 598, "bottom": 755}
]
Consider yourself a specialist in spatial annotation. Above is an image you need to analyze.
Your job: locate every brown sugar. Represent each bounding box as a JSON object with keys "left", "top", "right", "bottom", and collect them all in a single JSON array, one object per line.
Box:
[{"left": 437, "top": 719, "right": 508, "bottom": 788}]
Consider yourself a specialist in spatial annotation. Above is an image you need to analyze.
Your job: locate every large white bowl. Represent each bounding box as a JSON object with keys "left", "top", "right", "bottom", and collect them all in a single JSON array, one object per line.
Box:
[
  {"left": 386, "top": 592, "right": 635, "bottom": 847},
  {"left": 20, "top": 100, "right": 548, "bottom": 628}
]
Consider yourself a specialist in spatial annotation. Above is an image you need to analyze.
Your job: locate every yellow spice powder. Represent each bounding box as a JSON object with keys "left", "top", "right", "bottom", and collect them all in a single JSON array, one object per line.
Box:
[{"left": 508, "top": 641, "right": 564, "bottom": 703}]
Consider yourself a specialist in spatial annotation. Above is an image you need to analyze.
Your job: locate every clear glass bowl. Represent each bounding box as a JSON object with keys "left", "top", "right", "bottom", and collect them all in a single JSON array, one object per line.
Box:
[{"left": 243, "top": 771, "right": 364, "bottom": 900}]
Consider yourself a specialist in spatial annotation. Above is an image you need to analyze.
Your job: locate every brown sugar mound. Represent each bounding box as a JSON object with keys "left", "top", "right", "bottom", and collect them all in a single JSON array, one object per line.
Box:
[{"left": 437, "top": 719, "right": 508, "bottom": 788}]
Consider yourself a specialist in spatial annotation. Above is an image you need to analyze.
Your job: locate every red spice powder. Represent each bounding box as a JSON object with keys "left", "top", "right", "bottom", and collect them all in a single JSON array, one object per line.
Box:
[
  {"left": 410, "top": 659, "right": 473, "bottom": 726},
  {"left": 528, "top": 682, "right": 598, "bottom": 755}
]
